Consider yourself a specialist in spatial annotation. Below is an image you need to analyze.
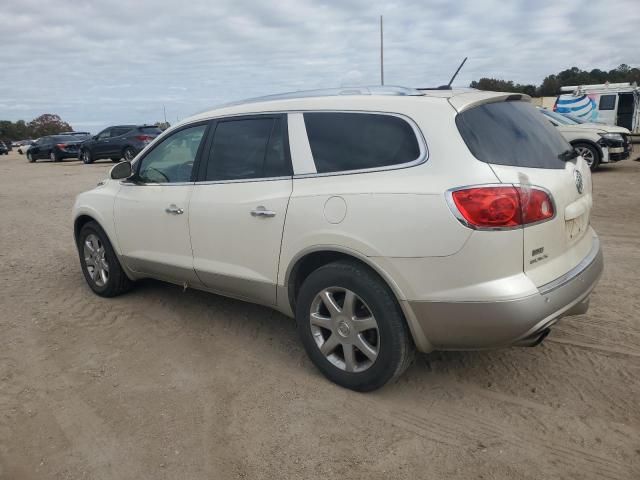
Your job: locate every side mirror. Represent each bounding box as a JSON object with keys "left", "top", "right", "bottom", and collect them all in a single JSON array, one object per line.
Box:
[{"left": 110, "top": 161, "right": 132, "bottom": 180}]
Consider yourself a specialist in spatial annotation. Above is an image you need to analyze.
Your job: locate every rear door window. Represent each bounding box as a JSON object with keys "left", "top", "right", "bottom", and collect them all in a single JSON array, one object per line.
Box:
[
  {"left": 303, "top": 112, "right": 421, "bottom": 173},
  {"left": 203, "top": 117, "right": 290, "bottom": 181},
  {"left": 111, "top": 127, "right": 133, "bottom": 137},
  {"left": 455, "top": 101, "right": 571, "bottom": 169}
]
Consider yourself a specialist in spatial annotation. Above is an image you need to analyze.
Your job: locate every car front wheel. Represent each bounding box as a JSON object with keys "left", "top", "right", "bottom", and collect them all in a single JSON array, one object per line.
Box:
[
  {"left": 27, "top": 151, "right": 35, "bottom": 163},
  {"left": 296, "top": 260, "right": 414, "bottom": 391},
  {"left": 574, "top": 143, "right": 600, "bottom": 171},
  {"left": 78, "top": 221, "right": 133, "bottom": 297}
]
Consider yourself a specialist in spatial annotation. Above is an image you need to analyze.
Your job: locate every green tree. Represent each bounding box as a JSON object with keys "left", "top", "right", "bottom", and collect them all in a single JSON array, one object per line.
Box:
[{"left": 27, "top": 114, "right": 73, "bottom": 138}]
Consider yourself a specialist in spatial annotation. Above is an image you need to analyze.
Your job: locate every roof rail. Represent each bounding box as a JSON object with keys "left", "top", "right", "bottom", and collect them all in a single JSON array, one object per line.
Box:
[{"left": 216, "top": 86, "right": 424, "bottom": 109}]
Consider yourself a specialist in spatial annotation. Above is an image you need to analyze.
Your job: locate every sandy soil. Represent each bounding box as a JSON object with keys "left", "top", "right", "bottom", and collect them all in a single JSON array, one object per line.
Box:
[{"left": 0, "top": 150, "right": 638, "bottom": 479}]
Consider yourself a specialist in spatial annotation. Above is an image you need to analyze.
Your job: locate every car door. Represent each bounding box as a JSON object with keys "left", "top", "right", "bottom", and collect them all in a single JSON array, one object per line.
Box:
[
  {"left": 108, "top": 127, "right": 132, "bottom": 157},
  {"left": 189, "top": 115, "right": 293, "bottom": 305},
  {"left": 93, "top": 128, "right": 113, "bottom": 158},
  {"left": 113, "top": 122, "right": 209, "bottom": 286}
]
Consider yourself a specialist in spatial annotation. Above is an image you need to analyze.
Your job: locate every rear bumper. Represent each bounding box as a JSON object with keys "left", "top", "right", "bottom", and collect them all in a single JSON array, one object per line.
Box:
[{"left": 407, "top": 236, "right": 603, "bottom": 351}]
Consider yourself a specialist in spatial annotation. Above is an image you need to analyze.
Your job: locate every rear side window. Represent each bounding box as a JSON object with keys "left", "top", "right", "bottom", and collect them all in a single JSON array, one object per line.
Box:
[
  {"left": 303, "top": 112, "right": 421, "bottom": 174},
  {"left": 204, "top": 117, "right": 290, "bottom": 181},
  {"left": 111, "top": 127, "right": 132, "bottom": 137},
  {"left": 456, "top": 101, "right": 571, "bottom": 169},
  {"left": 599, "top": 94, "right": 616, "bottom": 111}
]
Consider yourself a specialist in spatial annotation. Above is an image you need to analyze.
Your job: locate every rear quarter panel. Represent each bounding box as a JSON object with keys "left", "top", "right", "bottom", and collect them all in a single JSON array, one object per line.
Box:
[{"left": 278, "top": 99, "right": 501, "bottom": 292}]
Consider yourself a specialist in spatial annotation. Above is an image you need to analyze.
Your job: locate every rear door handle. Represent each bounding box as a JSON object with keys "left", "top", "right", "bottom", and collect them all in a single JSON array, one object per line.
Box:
[
  {"left": 165, "top": 204, "right": 184, "bottom": 215},
  {"left": 250, "top": 206, "right": 276, "bottom": 218}
]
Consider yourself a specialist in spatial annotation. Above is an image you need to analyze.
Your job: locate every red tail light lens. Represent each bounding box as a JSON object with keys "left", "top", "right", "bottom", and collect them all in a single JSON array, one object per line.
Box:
[
  {"left": 135, "top": 135, "right": 152, "bottom": 142},
  {"left": 450, "top": 186, "right": 553, "bottom": 229},
  {"left": 56, "top": 143, "right": 67, "bottom": 149}
]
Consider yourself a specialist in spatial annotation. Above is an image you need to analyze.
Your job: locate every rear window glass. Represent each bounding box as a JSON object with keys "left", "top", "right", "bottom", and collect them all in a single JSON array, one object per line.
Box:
[
  {"left": 140, "top": 126, "right": 163, "bottom": 135},
  {"left": 303, "top": 112, "right": 421, "bottom": 173},
  {"left": 598, "top": 94, "right": 616, "bottom": 111},
  {"left": 51, "top": 135, "right": 80, "bottom": 142},
  {"left": 456, "top": 101, "right": 571, "bottom": 169}
]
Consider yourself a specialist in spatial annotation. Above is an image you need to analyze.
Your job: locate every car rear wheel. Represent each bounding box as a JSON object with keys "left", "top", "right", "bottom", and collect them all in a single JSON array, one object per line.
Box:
[
  {"left": 78, "top": 221, "right": 133, "bottom": 297},
  {"left": 296, "top": 260, "right": 414, "bottom": 391},
  {"left": 111, "top": 157, "right": 121, "bottom": 163},
  {"left": 27, "top": 151, "right": 35, "bottom": 163},
  {"left": 574, "top": 143, "right": 600, "bottom": 171},
  {"left": 81, "top": 149, "right": 94, "bottom": 164},
  {"left": 50, "top": 151, "right": 61, "bottom": 162},
  {"left": 123, "top": 147, "right": 135, "bottom": 162}
]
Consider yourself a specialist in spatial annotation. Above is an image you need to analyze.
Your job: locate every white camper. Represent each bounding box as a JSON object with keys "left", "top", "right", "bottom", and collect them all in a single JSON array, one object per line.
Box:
[{"left": 554, "top": 82, "right": 639, "bottom": 133}]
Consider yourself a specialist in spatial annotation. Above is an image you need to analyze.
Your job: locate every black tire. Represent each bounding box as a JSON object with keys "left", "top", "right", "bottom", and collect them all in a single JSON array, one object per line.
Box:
[
  {"left": 123, "top": 147, "right": 135, "bottom": 162},
  {"left": 77, "top": 221, "right": 133, "bottom": 297},
  {"left": 81, "top": 149, "right": 94, "bottom": 164},
  {"left": 296, "top": 260, "right": 414, "bottom": 392},
  {"left": 27, "top": 151, "right": 35, "bottom": 163},
  {"left": 111, "top": 157, "right": 121, "bottom": 163},
  {"left": 50, "top": 151, "right": 61, "bottom": 162},
  {"left": 574, "top": 142, "right": 600, "bottom": 171}
]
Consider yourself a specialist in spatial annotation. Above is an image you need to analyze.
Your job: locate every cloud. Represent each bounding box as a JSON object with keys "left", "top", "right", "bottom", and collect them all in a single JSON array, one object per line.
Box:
[{"left": 2, "top": 0, "right": 639, "bottom": 132}]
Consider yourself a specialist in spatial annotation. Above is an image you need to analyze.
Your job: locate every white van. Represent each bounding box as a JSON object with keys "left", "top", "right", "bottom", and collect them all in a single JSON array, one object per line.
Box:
[{"left": 554, "top": 82, "right": 639, "bottom": 133}]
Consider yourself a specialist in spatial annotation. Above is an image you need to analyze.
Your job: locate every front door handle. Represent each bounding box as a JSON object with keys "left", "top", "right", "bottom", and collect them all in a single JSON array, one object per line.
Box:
[
  {"left": 165, "top": 204, "right": 184, "bottom": 215},
  {"left": 250, "top": 206, "right": 276, "bottom": 218}
]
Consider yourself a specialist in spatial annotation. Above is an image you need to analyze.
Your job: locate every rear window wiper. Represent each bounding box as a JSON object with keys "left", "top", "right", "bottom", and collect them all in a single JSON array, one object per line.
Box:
[{"left": 558, "top": 148, "right": 579, "bottom": 161}]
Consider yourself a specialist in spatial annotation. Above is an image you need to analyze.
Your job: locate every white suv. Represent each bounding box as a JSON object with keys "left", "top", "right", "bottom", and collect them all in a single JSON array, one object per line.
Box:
[{"left": 73, "top": 87, "right": 603, "bottom": 391}]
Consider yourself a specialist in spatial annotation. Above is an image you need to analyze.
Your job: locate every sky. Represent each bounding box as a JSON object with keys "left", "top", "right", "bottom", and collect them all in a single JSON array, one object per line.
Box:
[{"left": 2, "top": 0, "right": 639, "bottom": 133}]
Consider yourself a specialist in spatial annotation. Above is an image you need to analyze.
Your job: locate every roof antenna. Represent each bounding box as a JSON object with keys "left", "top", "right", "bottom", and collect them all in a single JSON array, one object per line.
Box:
[{"left": 440, "top": 57, "right": 467, "bottom": 90}]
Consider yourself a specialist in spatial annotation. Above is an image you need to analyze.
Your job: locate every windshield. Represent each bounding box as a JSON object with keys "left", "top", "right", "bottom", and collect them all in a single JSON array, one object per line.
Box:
[
  {"left": 456, "top": 101, "right": 571, "bottom": 169},
  {"left": 562, "top": 113, "right": 588, "bottom": 124},
  {"left": 539, "top": 109, "right": 578, "bottom": 125}
]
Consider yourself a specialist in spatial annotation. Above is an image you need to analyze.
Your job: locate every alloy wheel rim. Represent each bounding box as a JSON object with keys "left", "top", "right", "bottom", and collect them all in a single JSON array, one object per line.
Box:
[
  {"left": 309, "top": 287, "right": 379, "bottom": 373},
  {"left": 83, "top": 233, "right": 109, "bottom": 287},
  {"left": 124, "top": 149, "right": 133, "bottom": 161},
  {"left": 576, "top": 146, "right": 594, "bottom": 166},
  {"left": 50, "top": 152, "right": 55, "bottom": 161}
]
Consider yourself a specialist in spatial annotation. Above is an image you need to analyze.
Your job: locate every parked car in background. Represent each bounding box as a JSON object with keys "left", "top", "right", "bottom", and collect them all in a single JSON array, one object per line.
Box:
[
  {"left": 26, "top": 134, "right": 87, "bottom": 162},
  {"left": 539, "top": 108, "right": 631, "bottom": 170},
  {"left": 73, "top": 87, "right": 603, "bottom": 391},
  {"left": 79, "top": 125, "right": 162, "bottom": 164},
  {"left": 1, "top": 140, "right": 13, "bottom": 152},
  {"left": 555, "top": 82, "right": 639, "bottom": 133},
  {"left": 17, "top": 141, "right": 34, "bottom": 154},
  {"left": 0, "top": 142, "right": 8, "bottom": 155}
]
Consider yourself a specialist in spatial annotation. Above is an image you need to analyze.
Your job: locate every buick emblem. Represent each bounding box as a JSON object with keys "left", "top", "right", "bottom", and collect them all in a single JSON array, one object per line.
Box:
[{"left": 574, "top": 170, "right": 584, "bottom": 194}]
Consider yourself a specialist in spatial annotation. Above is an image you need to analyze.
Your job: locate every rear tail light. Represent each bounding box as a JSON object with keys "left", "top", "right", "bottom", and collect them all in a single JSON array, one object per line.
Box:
[
  {"left": 448, "top": 185, "right": 554, "bottom": 229},
  {"left": 135, "top": 135, "right": 153, "bottom": 142},
  {"left": 56, "top": 143, "right": 67, "bottom": 149}
]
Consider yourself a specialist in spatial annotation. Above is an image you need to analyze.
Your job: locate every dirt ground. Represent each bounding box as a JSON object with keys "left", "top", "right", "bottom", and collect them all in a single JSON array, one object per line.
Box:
[{"left": 0, "top": 149, "right": 638, "bottom": 480}]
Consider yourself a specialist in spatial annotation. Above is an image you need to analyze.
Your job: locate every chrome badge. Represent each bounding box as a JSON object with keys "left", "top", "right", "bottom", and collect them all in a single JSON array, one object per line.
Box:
[{"left": 574, "top": 170, "right": 584, "bottom": 194}]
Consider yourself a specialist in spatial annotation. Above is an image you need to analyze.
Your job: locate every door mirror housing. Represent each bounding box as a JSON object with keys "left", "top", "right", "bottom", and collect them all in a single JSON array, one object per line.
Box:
[{"left": 110, "top": 161, "right": 132, "bottom": 180}]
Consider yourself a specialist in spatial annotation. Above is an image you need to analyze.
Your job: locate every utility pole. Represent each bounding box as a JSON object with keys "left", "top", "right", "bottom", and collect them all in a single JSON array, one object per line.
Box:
[
  {"left": 380, "top": 15, "right": 384, "bottom": 86},
  {"left": 163, "top": 105, "right": 167, "bottom": 124}
]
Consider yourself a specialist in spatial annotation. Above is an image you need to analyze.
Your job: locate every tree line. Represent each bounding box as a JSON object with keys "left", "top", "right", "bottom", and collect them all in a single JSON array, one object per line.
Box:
[
  {"left": 0, "top": 114, "right": 74, "bottom": 142},
  {"left": 469, "top": 64, "right": 640, "bottom": 97}
]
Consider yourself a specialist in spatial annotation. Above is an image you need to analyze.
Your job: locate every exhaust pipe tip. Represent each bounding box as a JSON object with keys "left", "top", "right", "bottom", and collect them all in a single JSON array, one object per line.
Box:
[{"left": 514, "top": 328, "right": 551, "bottom": 347}]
